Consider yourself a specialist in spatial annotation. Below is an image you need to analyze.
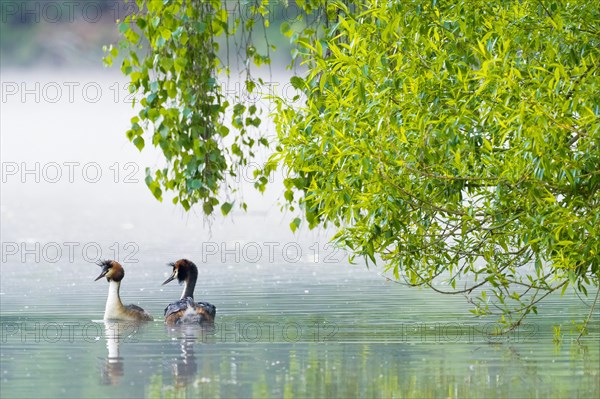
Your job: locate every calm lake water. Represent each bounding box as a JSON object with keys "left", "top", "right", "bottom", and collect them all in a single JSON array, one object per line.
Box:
[{"left": 1, "top": 71, "right": 599, "bottom": 398}]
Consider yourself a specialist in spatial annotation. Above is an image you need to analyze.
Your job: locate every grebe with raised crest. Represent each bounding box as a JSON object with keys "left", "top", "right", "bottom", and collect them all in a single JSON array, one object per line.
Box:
[{"left": 94, "top": 260, "right": 153, "bottom": 322}]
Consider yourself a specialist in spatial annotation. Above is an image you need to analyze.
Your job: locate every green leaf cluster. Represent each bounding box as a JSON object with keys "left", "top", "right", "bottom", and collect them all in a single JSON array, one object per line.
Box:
[
  {"left": 105, "top": 0, "right": 274, "bottom": 214},
  {"left": 273, "top": 0, "right": 600, "bottom": 327}
]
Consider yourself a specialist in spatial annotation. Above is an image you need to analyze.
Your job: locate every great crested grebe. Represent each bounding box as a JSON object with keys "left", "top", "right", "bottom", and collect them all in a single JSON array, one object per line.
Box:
[
  {"left": 162, "top": 259, "right": 216, "bottom": 325},
  {"left": 94, "top": 260, "right": 153, "bottom": 322}
]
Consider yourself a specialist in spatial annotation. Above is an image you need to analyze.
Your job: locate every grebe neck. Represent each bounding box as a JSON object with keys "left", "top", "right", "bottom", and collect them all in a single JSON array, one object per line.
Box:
[
  {"left": 105, "top": 280, "right": 125, "bottom": 319},
  {"left": 181, "top": 278, "right": 196, "bottom": 299},
  {"left": 181, "top": 265, "right": 197, "bottom": 299}
]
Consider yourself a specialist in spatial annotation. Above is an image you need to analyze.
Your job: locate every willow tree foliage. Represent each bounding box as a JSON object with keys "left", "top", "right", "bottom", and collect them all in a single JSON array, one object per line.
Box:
[{"left": 107, "top": 0, "right": 600, "bottom": 331}]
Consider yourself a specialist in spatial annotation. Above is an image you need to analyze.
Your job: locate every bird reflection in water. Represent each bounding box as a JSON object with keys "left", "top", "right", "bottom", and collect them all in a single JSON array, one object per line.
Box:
[
  {"left": 166, "top": 323, "right": 216, "bottom": 389},
  {"left": 99, "top": 320, "right": 143, "bottom": 386}
]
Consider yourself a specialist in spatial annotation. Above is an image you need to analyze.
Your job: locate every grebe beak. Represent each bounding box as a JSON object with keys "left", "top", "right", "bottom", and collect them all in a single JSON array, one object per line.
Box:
[
  {"left": 95, "top": 269, "right": 108, "bottom": 281},
  {"left": 162, "top": 273, "right": 176, "bottom": 285}
]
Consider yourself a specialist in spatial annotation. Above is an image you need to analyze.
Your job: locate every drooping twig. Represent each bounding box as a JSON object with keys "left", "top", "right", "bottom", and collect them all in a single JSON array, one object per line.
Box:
[{"left": 577, "top": 287, "right": 600, "bottom": 343}]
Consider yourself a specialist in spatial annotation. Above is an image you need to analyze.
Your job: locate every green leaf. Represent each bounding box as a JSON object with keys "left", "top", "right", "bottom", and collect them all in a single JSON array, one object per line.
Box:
[
  {"left": 181, "top": 200, "right": 190, "bottom": 211},
  {"left": 221, "top": 202, "right": 233, "bottom": 216},
  {"left": 290, "top": 76, "right": 305, "bottom": 90},
  {"left": 119, "top": 22, "right": 129, "bottom": 34},
  {"left": 290, "top": 217, "right": 301, "bottom": 233},
  {"left": 280, "top": 21, "right": 292, "bottom": 37},
  {"left": 133, "top": 136, "right": 145, "bottom": 151},
  {"left": 202, "top": 201, "right": 214, "bottom": 215}
]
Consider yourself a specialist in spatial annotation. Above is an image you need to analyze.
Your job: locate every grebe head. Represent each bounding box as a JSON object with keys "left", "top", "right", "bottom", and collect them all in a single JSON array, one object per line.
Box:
[
  {"left": 95, "top": 260, "right": 125, "bottom": 283},
  {"left": 162, "top": 259, "right": 197, "bottom": 286}
]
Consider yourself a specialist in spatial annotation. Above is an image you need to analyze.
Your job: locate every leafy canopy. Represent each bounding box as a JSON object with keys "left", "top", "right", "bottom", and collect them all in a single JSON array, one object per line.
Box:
[{"left": 107, "top": 0, "right": 600, "bottom": 331}]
